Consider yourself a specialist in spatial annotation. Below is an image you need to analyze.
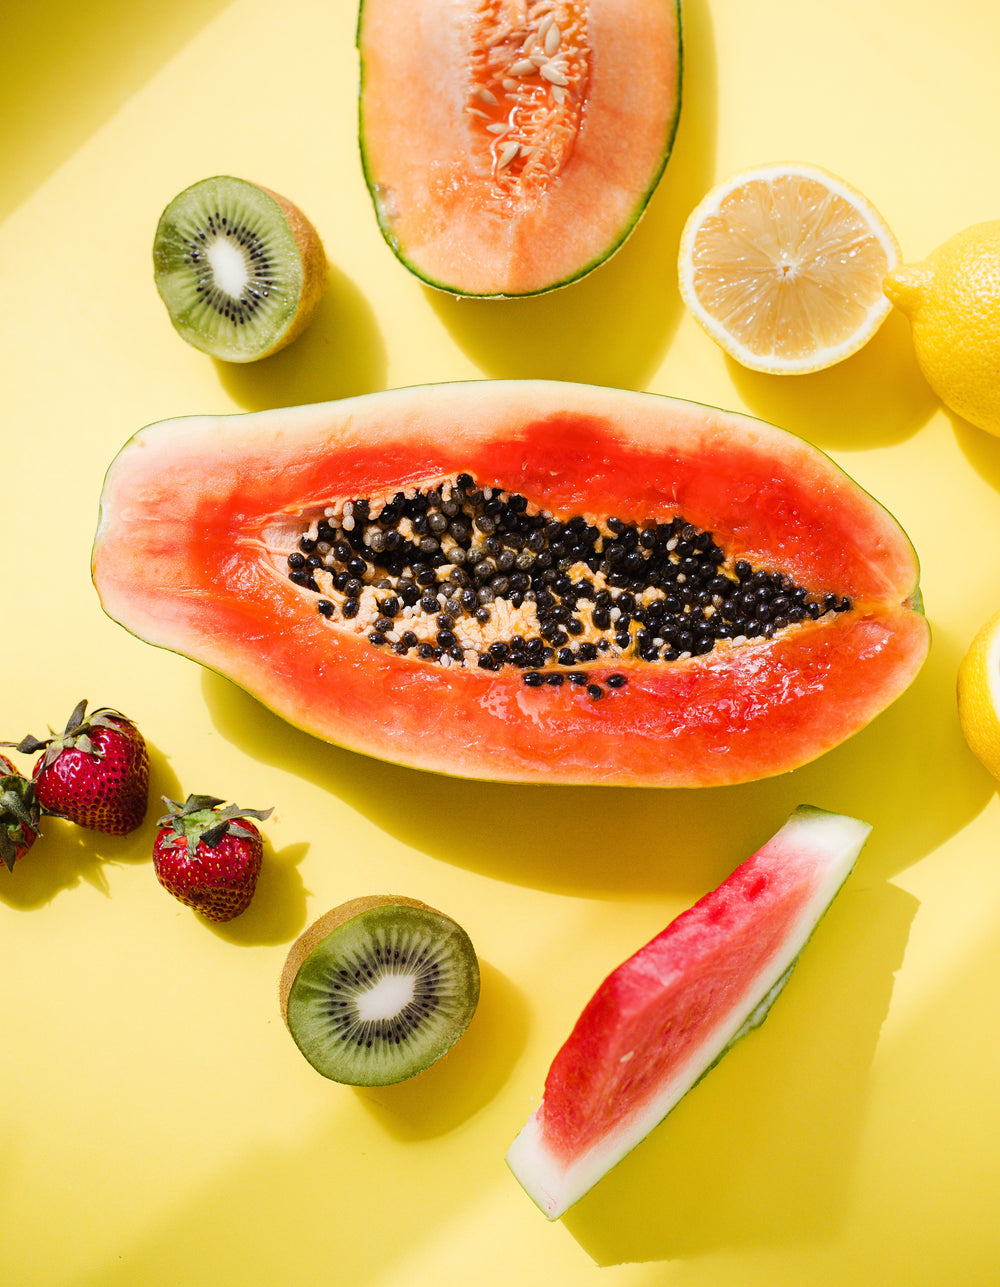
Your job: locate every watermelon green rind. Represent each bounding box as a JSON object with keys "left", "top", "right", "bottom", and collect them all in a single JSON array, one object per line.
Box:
[
  {"left": 91, "top": 381, "right": 928, "bottom": 787},
  {"left": 355, "top": 1, "right": 683, "bottom": 297},
  {"left": 504, "top": 805, "right": 871, "bottom": 1218}
]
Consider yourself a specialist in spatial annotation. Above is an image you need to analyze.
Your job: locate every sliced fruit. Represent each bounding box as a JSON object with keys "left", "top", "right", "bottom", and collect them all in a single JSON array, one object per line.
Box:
[
  {"left": 957, "top": 608, "right": 1000, "bottom": 779},
  {"left": 678, "top": 162, "right": 901, "bottom": 374},
  {"left": 505, "top": 805, "right": 871, "bottom": 1218},
  {"left": 279, "top": 895, "right": 481, "bottom": 1085},
  {"left": 153, "top": 175, "right": 327, "bottom": 362},
  {"left": 91, "top": 381, "right": 929, "bottom": 788},
  {"left": 357, "top": 0, "right": 682, "bottom": 296},
  {"left": 884, "top": 220, "right": 1000, "bottom": 436}
]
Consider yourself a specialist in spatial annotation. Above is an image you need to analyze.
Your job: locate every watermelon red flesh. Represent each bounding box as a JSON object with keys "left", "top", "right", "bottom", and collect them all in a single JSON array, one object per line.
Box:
[
  {"left": 505, "top": 805, "right": 871, "bottom": 1218},
  {"left": 91, "top": 380, "right": 928, "bottom": 787}
]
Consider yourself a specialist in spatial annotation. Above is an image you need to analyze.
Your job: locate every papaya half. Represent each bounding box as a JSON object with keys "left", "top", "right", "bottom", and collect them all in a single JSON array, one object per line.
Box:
[
  {"left": 91, "top": 381, "right": 928, "bottom": 788},
  {"left": 357, "top": 0, "right": 683, "bottom": 296}
]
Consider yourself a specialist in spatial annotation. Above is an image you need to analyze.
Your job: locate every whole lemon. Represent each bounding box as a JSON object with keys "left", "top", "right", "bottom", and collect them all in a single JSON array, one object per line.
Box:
[
  {"left": 884, "top": 220, "right": 1000, "bottom": 435},
  {"left": 958, "top": 607, "right": 1000, "bottom": 781}
]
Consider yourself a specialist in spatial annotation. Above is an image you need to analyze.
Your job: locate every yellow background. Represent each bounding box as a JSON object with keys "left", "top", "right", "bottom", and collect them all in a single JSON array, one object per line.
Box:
[{"left": 3, "top": 1, "right": 1000, "bottom": 1283}]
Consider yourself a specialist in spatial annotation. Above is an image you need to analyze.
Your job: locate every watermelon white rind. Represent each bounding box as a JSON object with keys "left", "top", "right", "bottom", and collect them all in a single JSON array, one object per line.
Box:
[{"left": 505, "top": 805, "right": 871, "bottom": 1219}]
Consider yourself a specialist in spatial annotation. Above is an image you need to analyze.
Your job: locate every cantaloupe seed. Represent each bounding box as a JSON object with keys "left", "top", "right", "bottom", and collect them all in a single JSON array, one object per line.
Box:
[
  {"left": 271, "top": 472, "right": 852, "bottom": 698},
  {"left": 468, "top": 1, "right": 589, "bottom": 191}
]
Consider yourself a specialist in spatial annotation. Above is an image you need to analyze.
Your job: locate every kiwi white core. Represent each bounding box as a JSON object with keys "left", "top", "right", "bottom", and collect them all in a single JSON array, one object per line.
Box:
[
  {"left": 356, "top": 971, "right": 416, "bottom": 1021},
  {"left": 206, "top": 237, "right": 251, "bottom": 299}
]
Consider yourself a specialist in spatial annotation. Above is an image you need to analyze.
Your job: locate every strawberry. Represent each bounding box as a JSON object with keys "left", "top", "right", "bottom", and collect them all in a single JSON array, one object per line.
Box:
[
  {"left": 1, "top": 754, "right": 42, "bottom": 871},
  {"left": 152, "top": 794, "right": 273, "bottom": 922},
  {"left": 7, "top": 699, "right": 149, "bottom": 835}
]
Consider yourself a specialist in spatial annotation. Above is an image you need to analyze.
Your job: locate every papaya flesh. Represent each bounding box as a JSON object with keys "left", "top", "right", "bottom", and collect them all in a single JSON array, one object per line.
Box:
[
  {"left": 91, "top": 381, "right": 928, "bottom": 788},
  {"left": 357, "top": 0, "right": 682, "bottom": 296}
]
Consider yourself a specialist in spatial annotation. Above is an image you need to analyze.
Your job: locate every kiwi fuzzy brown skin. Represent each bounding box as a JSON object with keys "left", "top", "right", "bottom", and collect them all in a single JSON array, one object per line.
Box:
[
  {"left": 255, "top": 184, "right": 328, "bottom": 359},
  {"left": 279, "top": 894, "right": 481, "bottom": 1085}
]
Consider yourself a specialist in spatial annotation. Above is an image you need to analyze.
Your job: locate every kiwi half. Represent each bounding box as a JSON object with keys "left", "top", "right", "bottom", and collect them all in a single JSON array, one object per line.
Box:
[
  {"left": 279, "top": 895, "right": 480, "bottom": 1086},
  {"left": 152, "top": 175, "right": 327, "bottom": 362}
]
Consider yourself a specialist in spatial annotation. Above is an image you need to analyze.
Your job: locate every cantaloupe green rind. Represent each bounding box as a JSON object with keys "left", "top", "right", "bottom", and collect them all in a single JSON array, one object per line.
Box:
[
  {"left": 356, "top": 0, "right": 683, "bottom": 297},
  {"left": 504, "top": 805, "right": 871, "bottom": 1218}
]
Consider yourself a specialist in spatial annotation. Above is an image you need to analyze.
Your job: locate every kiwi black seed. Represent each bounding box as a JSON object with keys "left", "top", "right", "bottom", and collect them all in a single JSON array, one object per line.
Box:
[
  {"left": 152, "top": 175, "right": 327, "bottom": 363},
  {"left": 279, "top": 895, "right": 481, "bottom": 1086}
]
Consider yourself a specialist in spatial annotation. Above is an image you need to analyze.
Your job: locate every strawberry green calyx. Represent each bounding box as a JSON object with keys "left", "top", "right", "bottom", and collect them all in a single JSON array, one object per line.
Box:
[
  {"left": 1, "top": 757, "right": 41, "bottom": 871},
  {"left": 152, "top": 793, "right": 272, "bottom": 921},
  {"left": 156, "top": 794, "right": 274, "bottom": 859},
  {"left": 10, "top": 698, "right": 127, "bottom": 767}
]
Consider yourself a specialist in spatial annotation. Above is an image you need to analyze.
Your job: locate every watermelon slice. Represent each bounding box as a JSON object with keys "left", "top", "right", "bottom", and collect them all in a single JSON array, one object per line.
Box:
[{"left": 505, "top": 805, "right": 871, "bottom": 1218}]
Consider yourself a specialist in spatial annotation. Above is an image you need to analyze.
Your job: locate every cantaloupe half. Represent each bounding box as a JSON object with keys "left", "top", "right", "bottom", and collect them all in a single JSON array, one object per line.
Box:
[{"left": 357, "top": 0, "right": 683, "bottom": 296}]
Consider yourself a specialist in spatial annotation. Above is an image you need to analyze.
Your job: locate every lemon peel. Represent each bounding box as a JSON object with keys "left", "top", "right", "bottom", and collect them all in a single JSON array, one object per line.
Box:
[
  {"left": 884, "top": 221, "right": 1000, "bottom": 436},
  {"left": 957, "top": 609, "right": 1000, "bottom": 781},
  {"left": 678, "top": 162, "right": 901, "bottom": 375}
]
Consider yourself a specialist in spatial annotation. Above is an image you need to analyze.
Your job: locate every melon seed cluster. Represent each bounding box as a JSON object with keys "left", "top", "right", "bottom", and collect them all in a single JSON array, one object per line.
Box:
[{"left": 285, "top": 474, "right": 851, "bottom": 694}]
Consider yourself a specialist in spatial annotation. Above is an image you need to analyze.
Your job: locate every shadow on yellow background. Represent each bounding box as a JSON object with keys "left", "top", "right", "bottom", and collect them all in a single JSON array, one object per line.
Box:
[
  {"left": 208, "top": 840, "right": 311, "bottom": 947},
  {"left": 2, "top": 0, "right": 233, "bottom": 221},
  {"left": 199, "top": 607, "right": 987, "bottom": 903},
  {"left": 356, "top": 959, "right": 529, "bottom": 1140},
  {"left": 727, "top": 310, "right": 939, "bottom": 453},
  {"left": 216, "top": 265, "right": 389, "bottom": 412},
  {"left": 952, "top": 410, "right": 1000, "bottom": 495}
]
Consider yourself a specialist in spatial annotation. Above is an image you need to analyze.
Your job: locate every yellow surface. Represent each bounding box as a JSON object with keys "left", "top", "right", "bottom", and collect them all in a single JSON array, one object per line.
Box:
[{"left": 3, "top": 1, "right": 1000, "bottom": 1284}]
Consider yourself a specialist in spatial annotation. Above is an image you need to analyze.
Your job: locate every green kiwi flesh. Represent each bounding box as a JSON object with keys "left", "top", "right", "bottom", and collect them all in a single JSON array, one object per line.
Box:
[
  {"left": 280, "top": 895, "right": 480, "bottom": 1086},
  {"left": 152, "top": 175, "right": 326, "bottom": 363}
]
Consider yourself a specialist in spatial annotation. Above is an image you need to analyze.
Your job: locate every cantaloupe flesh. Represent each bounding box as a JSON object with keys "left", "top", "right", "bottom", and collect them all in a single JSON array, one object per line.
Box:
[
  {"left": 505, "top": 806, "right": 871, "bottom": 1217},
  {"left": 357, "top": 0, "right": 682, "bottom": 295},
  {"left": 91, "top": 381, "right": 929, "bottom": 788}
]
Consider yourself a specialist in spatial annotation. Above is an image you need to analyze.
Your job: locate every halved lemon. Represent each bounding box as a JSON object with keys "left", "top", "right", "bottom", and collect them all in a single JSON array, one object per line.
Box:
[
  {"left": 958, "top": 609, "right": 1000, "bottom": 781},
  {"left": 678, "top": 162, "right": 901, "bottom": 374}
]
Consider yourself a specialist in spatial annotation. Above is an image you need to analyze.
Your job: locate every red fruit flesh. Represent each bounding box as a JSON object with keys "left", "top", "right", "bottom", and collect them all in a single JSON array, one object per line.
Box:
[{"left": 92, "top": 382, "right": 929, "bottom": 788}]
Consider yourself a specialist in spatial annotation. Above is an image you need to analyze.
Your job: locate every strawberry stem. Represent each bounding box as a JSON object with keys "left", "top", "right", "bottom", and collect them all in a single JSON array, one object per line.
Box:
[
  {"left": 157, "top": 794, "right": 273, "bottom": 858},
  {"left": 3, "top": 700, "right": 138, "bottom": 767}
]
